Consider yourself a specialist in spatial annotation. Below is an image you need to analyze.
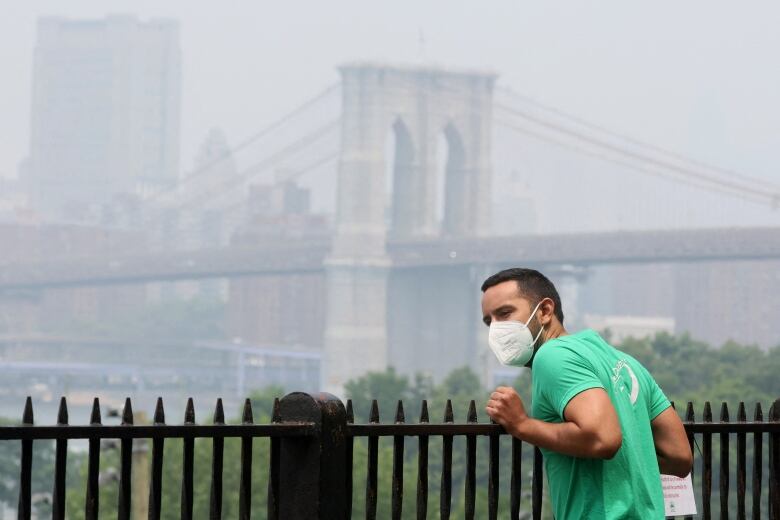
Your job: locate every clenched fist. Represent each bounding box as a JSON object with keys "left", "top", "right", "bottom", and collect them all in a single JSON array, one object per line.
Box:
[{"left": 486, "top": 386, "right": 529, "bottom": 438}]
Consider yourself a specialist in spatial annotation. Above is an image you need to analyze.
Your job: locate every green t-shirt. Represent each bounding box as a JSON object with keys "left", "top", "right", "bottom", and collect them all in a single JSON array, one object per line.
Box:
[{"left": 530, "top": 329, "right": 670, "bottom": 520}]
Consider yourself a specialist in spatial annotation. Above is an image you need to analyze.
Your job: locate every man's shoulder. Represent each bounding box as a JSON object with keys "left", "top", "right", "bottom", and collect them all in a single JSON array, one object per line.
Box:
[
  {"left": 534, "top": 332, "right": 593, "bottom": 370},
  {"left": 538, "top": 330, "right": 599, "bottom": 358}
]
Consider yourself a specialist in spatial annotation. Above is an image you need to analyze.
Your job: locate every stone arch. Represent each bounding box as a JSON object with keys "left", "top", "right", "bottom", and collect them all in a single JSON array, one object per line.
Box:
[
  {"left": 440, "top": 122, "right": 468, "bottom": 236},
  {"left": 386, "top": 117, "right": 417, "bottom": 236}
]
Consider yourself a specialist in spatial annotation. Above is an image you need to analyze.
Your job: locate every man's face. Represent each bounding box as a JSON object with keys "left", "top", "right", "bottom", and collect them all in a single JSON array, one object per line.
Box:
[{"left": 481, "top": 280, "right": 537, "bottom": 329}]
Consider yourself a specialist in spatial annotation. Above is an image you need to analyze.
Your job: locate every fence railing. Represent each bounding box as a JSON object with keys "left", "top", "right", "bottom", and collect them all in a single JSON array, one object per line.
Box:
[{"left": 1, "top": 393, "right": 779, "bottom": 519}]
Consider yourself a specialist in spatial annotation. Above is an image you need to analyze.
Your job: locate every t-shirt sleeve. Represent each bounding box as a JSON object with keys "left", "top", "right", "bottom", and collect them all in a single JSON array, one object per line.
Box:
[
  {"left": 646, "top": 373, "right": 671, "bottom": 420},
  {"left": 535, "top": 346, "right": 605, "bottom": 419}
]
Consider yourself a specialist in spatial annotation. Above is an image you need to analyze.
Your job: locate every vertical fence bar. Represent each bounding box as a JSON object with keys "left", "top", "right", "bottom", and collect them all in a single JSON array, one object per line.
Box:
[
  {"left": 440, "top": 400, "right": 454, "bottom": 520},
  {"left": 238, "top": 399, "right": 253, "bottom": 520},
  {"left": 181, "top": 398, "right": 195, "bottom": 520},
  {"left": 684, "top": 402, "right": 696, "bottom": 520},
  {"left": 268, "top": 397, "right": 281, "bottom": 520},
  {"left": 416, "top": 401, "right": 429, "bottom": 520},
  {"left": 366, "top": 400, "right": 379, "bottom": 520},
  {"left": 532, "top": 446, "right": 543, "bottom": 520},
  {"left": 703, "top": 402, "right": 713, "bottom": 520},
  {"left": 392, "top": 401, "right": 406, "bottom": 520},
  {"left": 345, "top": 401, "right": 355, "bottom": 520},
  {"left": 769, "top": 399, "right": 780, "bottom": 519},
  {"left": 345, "top": 400, "right": 355, "bottom": 520},
  {"left": 737, "top": 402, "right": 746, "bottom": 520},
  {"left": 52, "top": 397, "right": 68, "bottom": 520},
  {"left": 752, "top": 403, "right": 763, "bottom": 520},
  {"left": 85, "top": 398, "right": 102, "bottom": 520},
  {"left": 510, "top": 437, "right": 522, "bottom": 519},
  {"left": 148, "top": 398, "right": 166, "bottom": 520},
  {"left": 464, "top": 401, "right": 478, "bottom": 520},
  {"left": 17, "top": 397, "right": 33, "bottom": 520},
  {"left": 487, "top": 419, "right": 499, "bottom": 520},
  {"left": 210, "top": 399, "right": 225, "bottom": 520},
  {"left": 117, "top": 398, "right": 133, "bottom": 520},
  {"left": 720, "top": 403, "right": 730, "bottom": 519}
]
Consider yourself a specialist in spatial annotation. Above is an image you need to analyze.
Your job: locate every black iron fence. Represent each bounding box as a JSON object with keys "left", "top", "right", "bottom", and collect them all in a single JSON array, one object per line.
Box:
[{"left": 1, "top": 393, "right": 779, "bottom": 519}]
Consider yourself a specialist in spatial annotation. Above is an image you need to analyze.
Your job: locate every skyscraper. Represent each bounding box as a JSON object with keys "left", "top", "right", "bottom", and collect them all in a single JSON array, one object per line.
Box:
[{"left": 27, "top": 15, "right": 181, "bottom": 220}]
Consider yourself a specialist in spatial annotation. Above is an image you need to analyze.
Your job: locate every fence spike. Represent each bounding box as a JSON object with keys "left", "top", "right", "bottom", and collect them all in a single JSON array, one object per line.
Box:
[
  {"left": 441, "top": 400, "right": 454, "bottom": 519},
  {"left": 210, "top": 399, "right": 225, "bottom": 519},
  {"left": 118, "top": 398, "right": 133, "bottom": 520},
  {"left": 153, "top": 397, "right": 166, "bottom": 424},
  {"left": 22, "top": 396, "right": 33, "bottom": 425},
  {"left": 53, "top": 397, "right": 69, "bottom": 520},
  {"left": 56, "top": 396, "right": 68, "bottom": 425},
  {"left": 272, "top": 397, "right": 282, "bottom": 423},
  {"left": 345, "top": 399, "right": 354, "bottom": 424},
  {"left": 121, "top": 398, "right": 133, "bottom": 425},
  {"left": 467, "top": 400, "right": 478, "bottom": 423},
  {"left": 391, "top": 401, "right": 406, "bottom": 519},
  {"left": 752, "top": 401, "right": 764, "bottom": 520},
  {"left": 239, "top": 410, "right": 255, "bottom": 518},
  {"left": 736, "top": 401, "right": 747, "bottom": 518},
  {"left": 184, "top": 398, "right": 196, "bottom": 424},
  {"left": 213, "top": 398, "right": 225, "bottom": 424},
  {"left": 395, "top": 400, "right": 405, "bottom": 423},
  {"left": 90, "top": 398, "right": 102, "bottom": 425},
  {"left": 464, "top": 401, "right": 478, "bottom": 519},
  {"left": 181, "top": 399, "right": 196, "bottom": 519},
  {"left": 769, "top": 399, "right": 780, "bottom": 517},
  {"left": 685, "top": 401, "right": 695, "bottom": 422},
  {"left": 86, "top": 399, "right": 101, "bottom": 518},
  {"left": 369, "top": 399, "right": 380, "bottom": 423},
  {"left": 719, "top": 402, "right": 730, "bottom": 517},
  {"left": 242, "top": 398, "right": 254, "bottom": 424},
  {"left": 702, "top": 401, "right": 713, "bottom": 518},
  {"left": 444, "top": 399, "right": 454, "bottom": 423},
  {"left": 420, "top": 400, "right": 429, "bottom": 423},
  {"left": 366, "top": 399, "right": 381, "bottom": 517}
]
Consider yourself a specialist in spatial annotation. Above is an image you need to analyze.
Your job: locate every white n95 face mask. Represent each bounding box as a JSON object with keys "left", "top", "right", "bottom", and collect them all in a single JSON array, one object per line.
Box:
[{"left": 487, "top": 301, "right": 545, "bottom": 366}]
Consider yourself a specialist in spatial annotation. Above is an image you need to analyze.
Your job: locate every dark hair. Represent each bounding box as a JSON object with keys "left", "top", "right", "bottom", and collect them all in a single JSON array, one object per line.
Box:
[{"left": 481, "top": 268, "right": 565, "bottom": 324}]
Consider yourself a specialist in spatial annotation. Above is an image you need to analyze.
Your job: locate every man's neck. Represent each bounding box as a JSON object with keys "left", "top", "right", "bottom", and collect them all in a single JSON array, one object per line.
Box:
[{"left": 544, "top": 322, "right": 568, "bottom": 342}]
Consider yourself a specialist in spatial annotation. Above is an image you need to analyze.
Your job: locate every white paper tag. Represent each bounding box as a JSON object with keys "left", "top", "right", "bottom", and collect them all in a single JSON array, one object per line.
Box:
[{"left": 661, "top": 473, "right": 697, "bottom": 517}]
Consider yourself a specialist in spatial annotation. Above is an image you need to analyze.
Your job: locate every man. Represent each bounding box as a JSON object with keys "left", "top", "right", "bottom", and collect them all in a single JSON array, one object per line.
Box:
[{"left": 482, "top": 268, "right": 692, "bottom": 519}]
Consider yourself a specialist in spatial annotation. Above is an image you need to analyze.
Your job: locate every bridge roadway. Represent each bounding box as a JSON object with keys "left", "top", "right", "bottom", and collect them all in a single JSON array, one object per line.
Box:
[{"left": 1, "top": 227, "right": 779, "bottom": 290}]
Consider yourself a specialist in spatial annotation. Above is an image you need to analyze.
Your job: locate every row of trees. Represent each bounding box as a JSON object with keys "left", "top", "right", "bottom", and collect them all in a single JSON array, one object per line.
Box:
[{"left": 1, "top": 331, "right": 778, "bottom": 518}]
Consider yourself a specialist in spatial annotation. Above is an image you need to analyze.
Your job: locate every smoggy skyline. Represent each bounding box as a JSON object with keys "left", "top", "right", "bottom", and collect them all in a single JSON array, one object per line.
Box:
[{"left": 1, "top": 0, "right": 779, "bottom": 190}]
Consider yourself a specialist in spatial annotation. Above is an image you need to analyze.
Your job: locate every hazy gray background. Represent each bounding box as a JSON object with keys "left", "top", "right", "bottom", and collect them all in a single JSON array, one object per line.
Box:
[
  {"left": 1, "top": 0, "right": 779, "bottom": 420},
  {"left": 3, "top": 1, "right": 779, "bottom": 186}
]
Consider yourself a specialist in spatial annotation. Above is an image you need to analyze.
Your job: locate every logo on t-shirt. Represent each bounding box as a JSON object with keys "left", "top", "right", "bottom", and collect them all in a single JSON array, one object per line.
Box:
[{"left": 611, "top": 359, "right": 639, "bottom": 405}]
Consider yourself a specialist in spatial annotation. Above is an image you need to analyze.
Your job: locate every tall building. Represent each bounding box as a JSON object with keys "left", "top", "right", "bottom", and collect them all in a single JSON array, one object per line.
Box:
[{"left": 27, "top": 15, "right": 181, "bottom": 220}]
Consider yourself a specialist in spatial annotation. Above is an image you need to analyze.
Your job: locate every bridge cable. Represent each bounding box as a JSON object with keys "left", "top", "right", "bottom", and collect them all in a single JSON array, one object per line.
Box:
[
  {"left": 495, "top": 117, "right": 770, "bottom": 207},
  {"left": 497, "top": 86, "right": 780, "bottom": 192},
  {"left": 494, "top": 103, "right": 779, "bottom": 206},
  {"left": 146, "top": 82, "right": 340, "bottom": 205}
]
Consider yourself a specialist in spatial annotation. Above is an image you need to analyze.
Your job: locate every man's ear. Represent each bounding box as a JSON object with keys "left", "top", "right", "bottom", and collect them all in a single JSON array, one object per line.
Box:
[{"left": 539, "top": 297, "right": 555, "bottom": 325}]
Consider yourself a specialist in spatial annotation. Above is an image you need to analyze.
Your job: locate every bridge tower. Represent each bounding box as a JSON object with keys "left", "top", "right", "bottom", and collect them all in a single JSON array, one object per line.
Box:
[{"left": 323, "top": 63, "right": 497, "bottom": 393}]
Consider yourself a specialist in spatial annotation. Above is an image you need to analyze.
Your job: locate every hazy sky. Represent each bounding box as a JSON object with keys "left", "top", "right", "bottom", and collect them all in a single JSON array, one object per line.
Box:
[{"left": 2, "top": 1, "right": 779, "bottom": 188}]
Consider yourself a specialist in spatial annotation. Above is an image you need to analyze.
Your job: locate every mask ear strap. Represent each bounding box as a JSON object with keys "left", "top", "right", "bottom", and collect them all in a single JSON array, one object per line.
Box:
[
  {"left": 530, "top": 300, "right": 546, "bottom": 344},
  {"left": 532, "top": 323, "right": 545, "bottom": 344},
  {"left": 526, "top": 300, "right": 545, "bottom": 326}
]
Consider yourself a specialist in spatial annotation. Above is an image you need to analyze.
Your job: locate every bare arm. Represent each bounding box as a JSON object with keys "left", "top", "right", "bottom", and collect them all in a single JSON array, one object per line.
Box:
[
  {"left": 486, "top": 386, "right": 622, "bottom": 459},
  {"left": 651, "top": 406, "right": 693, "bottom": 477}
]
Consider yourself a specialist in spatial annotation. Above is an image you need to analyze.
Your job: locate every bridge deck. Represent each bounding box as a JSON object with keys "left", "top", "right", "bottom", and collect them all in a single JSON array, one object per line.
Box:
[{"left": 1, "top": 227, "right": 779, "bottom": 290}]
